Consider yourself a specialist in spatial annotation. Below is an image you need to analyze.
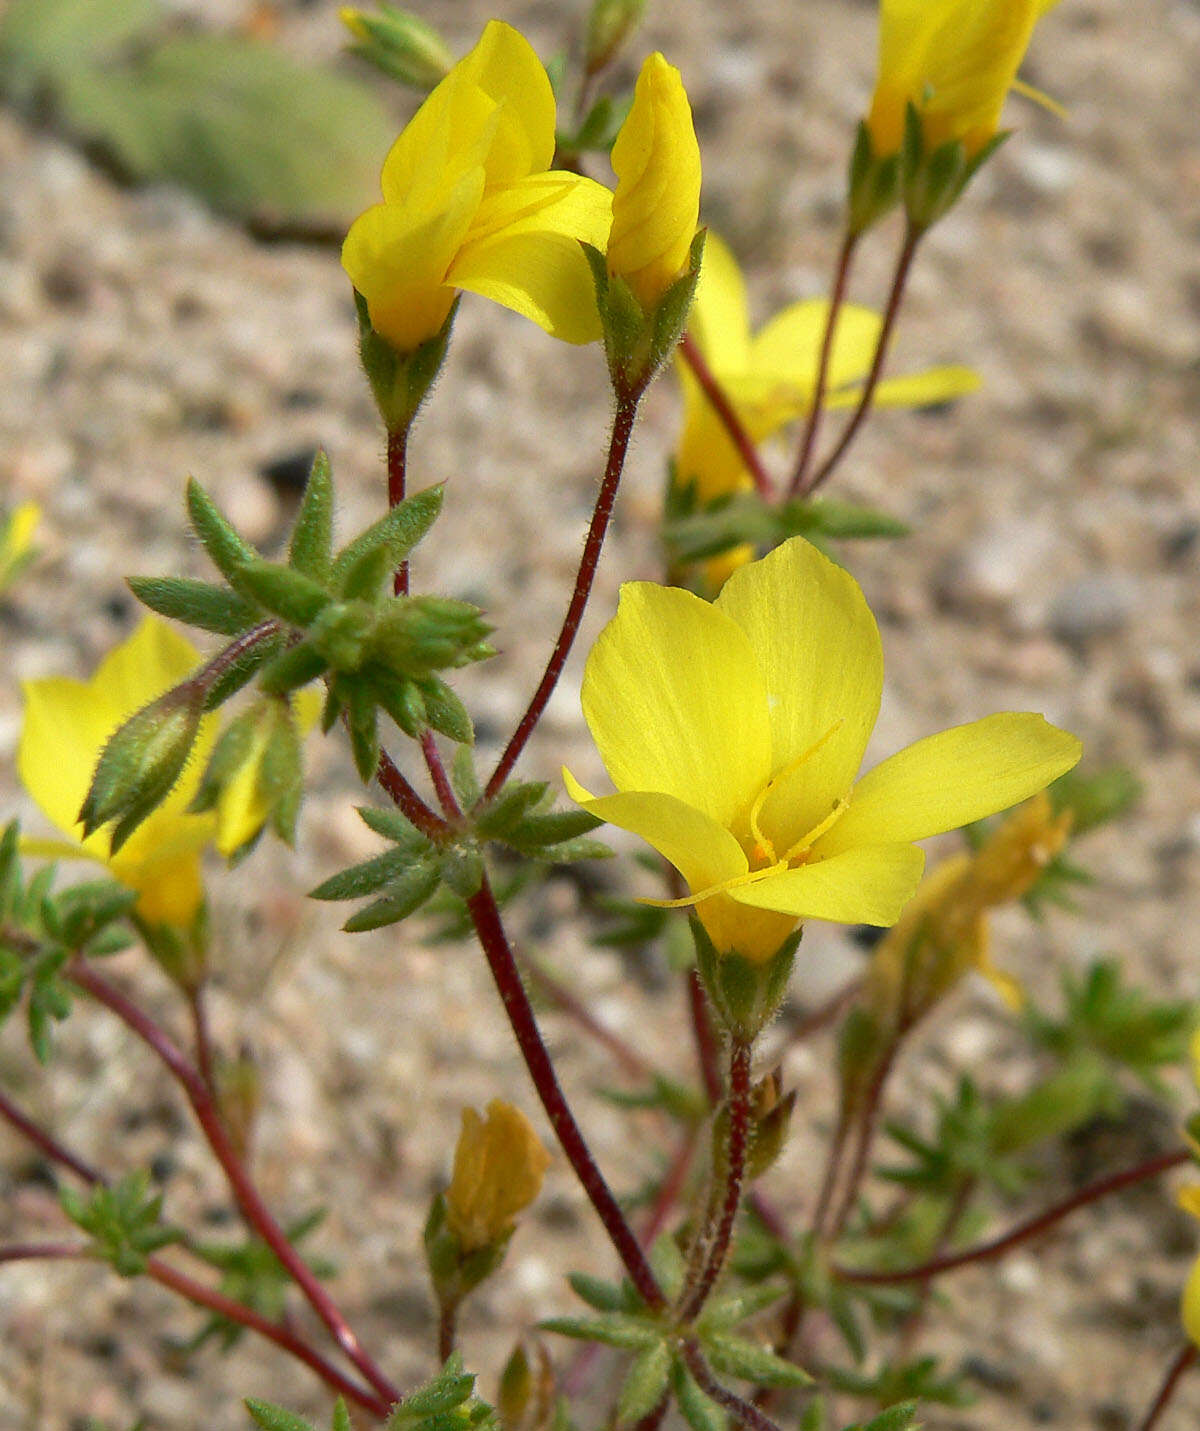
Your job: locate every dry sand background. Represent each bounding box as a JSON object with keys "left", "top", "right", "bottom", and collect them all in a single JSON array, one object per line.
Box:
[{"left": 1, "top": 0, "right": 1199, "bottom": 1425}]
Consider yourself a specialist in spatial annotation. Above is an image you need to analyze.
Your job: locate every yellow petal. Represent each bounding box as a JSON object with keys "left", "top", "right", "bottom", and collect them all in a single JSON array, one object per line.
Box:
[
  {"left": 455, "top": 20, "right": 557, "bottom": 185},
  {"left": 115, "top": 848, "right": 206, "bottom": 928},
  {"left": 607, "top": 52, "right": 701, "bottom": 309},
  {"left": 730, "top": 843, "right": 925, "bottom": 926},
  {"left": 857, "top": 365, "right": 981, "bottom": 409},
  {"left": 817, "top": 713, "right": 1083, "bottom": 855},
  {"left": 716, "top": 538, "right": 882, "bottom": 850},
  {"left": 686, "top": 232, "right": 752, "bottom": 371},
  {"left": 1184, "top": 1254, "right": 1200, "bottom": 1348},
  {"left": 563, "top": 772, "right": 748, "bottom": 896},
  {"left": 580, "top": 583, "right": 771, "bottom": 828},
  {"left": 751, "top": 301, "right": 882, "bottom": 402},
  {"left": 451, "top": 173, "right": 612, "bottom": 343}
]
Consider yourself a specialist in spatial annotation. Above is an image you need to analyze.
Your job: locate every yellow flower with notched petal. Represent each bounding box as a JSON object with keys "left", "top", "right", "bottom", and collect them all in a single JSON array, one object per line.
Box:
[
  {"left": 867, "top": 0, "right": 1062, "bottom": 159},
  {"left": 446, "top": 1100, "right": 551, "bottom": 1253},
  {"left": 18, "top": 618, "right": 217, "bottom": 928},
  {"left": 566, "top": 538, "right": 1081, "bottom": 964},
  {"left": 342, "top": 20, "right": 613, "bottom": 352},
  {"left": 606, "top": 52, "right": 701, "bottom": 310},
  {"left": 677, "top": 232, "right": 978, "bottom": 508}
]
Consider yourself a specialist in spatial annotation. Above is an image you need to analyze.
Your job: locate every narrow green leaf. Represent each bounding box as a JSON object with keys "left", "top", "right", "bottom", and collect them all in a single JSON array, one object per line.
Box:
[
  {"left": 672, "top": 1363, "right": 726, "bottom": 1431},
  {"left": 235, "top": 560, "right": 332, "bottom": 629},
  {"left": 127, "top": 576, "right": 259, "bottom": 635},
  {"left": 187, "top": 478, "right": 258, "bottom": 591},
  {"left": 697, "top": 1283, "right": 788, "bottom": 1334},
  {"left": 342, "top": 865, "right": 441, "bottom": 932},
  {"left": 702, "top": 1334, "right": 812, "bottom": 1389},
  {"left": 332, "top": 485, "right": 444, "bottom": 594},
  {"left": 288, "top": 450, "right": 334, "bottom": 582},
  {"left": 347, "top": 683, "right": 380, "bottom": 782},
  {"left": 258, "top": 642, "right": 328, "bottom": 697},
  {"left": 244, "top": 1399, "right": 320, "bottom": 1431},
  {"left": 309, "top": 846, "right": 423, "bottom": 902},
  {"left": 617, "top": 1341, "right": 671, "bottom": 1424},
  {"left": 539, "top": 1314, "right": 662, "bottom": 1350},
  {"left": 567, "top": 1271, "right": 629, "bottom": 1313},
  {"left": 356, "top": 804, "right": 427, "bottom": 847}
]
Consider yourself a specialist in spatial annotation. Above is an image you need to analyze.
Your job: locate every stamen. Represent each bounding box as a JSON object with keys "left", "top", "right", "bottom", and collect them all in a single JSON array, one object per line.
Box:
[
  {"left": 638, "top": 859, "right": 789, "bottom": 910},
  {"left": 746, "top": 718, "right": 845, "bottom": 859},
  {"left": 781, "top": 793, "right": 851, "bottom": 864}
]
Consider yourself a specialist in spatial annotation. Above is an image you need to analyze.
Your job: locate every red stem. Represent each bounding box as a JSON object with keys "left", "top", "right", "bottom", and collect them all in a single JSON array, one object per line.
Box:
[
  {"left": 420, "top": 730, "right": 459, "bottom": 819},
  {"left": 802, "top": 223, "right": 921, "bottom": 496},
  {"left": 787, "top": 230, "right": 859, "bottom": 496},
  {"left": 0, "top": 1084, "right": 103, "bottom": 1185},
  {"left": 0, "top": 1240, "right": 88, "bottom": 1264},
  {"left": 464, "top": 875, "right": 664, "bottom": 1309},
  {"left": 1136, "top": 1342, "right": 1198, "bottom": 1431},
  {"left": 680, "top": 1340, "right": 787, "bottom": 1431},
  {"left": 688, "top": 968, "right": 724, "bottom": 1109},
  {"left": 677, "top": 333, "right": 773, "bottom": 500},
  {"left": 188, "top": 984, "right": 217, "bottom": 1097},
  {"left": 483, "top": 388, "right": 643, "bottom": 801},
  {"left": 836, "top": 1147, "right": 1190, "bottom": 1285},
  {"left": 679, "top": 1040, "right": 752, "bottom": 1323},
  {"left": 388, "top": 427, "right": 409, "bottom": 596},
  {"left": 66, "top": 958, "right": 401, "bottom": 1408},
  {"left": 375, "top": 748, "right": 453, "bottom": 844}
]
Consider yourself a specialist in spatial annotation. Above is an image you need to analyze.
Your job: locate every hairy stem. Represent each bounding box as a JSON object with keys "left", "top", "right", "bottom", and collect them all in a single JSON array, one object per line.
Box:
[
  {"left": 67, "top": 958, "right": 400, "bottom": 1407},
  {"left": 677, "top": 332, "right": 773, "bottom": 499},
  {"left": 465, "top": 874, "right": 664, "bottom": 1309},
  {"left": 483, "top": 387, "right": 643, "bottom": 800},
  {"left": 437, "top": 1301, "right": 457, "bottom": 1365},
  {"left": 388, "top": 426, "right": 409, "bottom": 596},
  {"left": 375, "top": 748, "right": 454, "bottom": 844},
  {"left": 802, "top": 223, "right": 922, "bottom": 496},
  {"left": 681, "top": 1340, "right": 787, "bottom": 1431},
  {"left": 836, "top": 1147, "right": 1190, "bottom": 1285},
  {"left": 1136, "top": 1342, "right": 1198, "bottom": 1431},
  {"left": 678, "top": 1039, "right": 753, "bottom": 1323},
  {"left": 688, "top": 968, "right": 724, "bottom": 1109},
  {"left": 787, "top": 229, "right": 859, "bottom": 496}
]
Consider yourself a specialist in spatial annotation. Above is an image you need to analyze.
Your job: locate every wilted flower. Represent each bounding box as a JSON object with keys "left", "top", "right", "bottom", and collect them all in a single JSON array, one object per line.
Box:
[{"left": 446, "top": 1100, "right": 551, "bottom": 1252}]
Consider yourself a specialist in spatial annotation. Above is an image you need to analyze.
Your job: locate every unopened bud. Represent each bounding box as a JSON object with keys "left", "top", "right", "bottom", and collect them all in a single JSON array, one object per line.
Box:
[
  {"left": 341, "top": 5, "right": 454, "bottom": 91},
  {"left": 79, "top": 683, "right": 205, "bottom": 854},
  {"left": 370, "top": 596, "right": 493, "bottom": 677},
  {"left": 446, "top": 1100, "right": 551, "bottom": 1254},
  {"left": 585, "top": 0, "right": 646, "bottom": 76}
]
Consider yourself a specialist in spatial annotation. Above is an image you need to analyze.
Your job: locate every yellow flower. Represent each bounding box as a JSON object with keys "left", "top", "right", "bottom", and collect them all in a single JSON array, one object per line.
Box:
[
  {"left": 606, "top": 52, "right": 701, "bottom": 310},
  {"left": 0, "top": 501, "right": 40, "bottom": 589},
  {"left": 863, "top": 790, "right": 1073, "bottom": 1021},
  {"left": 343, "top": 20, "right": 613, "bottom": 352},
  {"left": 446, "top": 1100, "right": 551, "bottom": 1252},
  {"left": 566, "top": 538, "right": 1081, "bottom": 963},
  {"left": 19, "top": 618, "right": 217, "bottom": 927},
  {"left": 867, "top": 0, "right": 1062, "bottom": 159},
  {"left": 677, "top": 232, "right": 978, "bottom": 507}
]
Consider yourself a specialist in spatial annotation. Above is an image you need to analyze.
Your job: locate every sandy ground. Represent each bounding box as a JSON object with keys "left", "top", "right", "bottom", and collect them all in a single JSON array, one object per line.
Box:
[{"left": 1, "top": 0, "right": 1199, "bottom": 1426}]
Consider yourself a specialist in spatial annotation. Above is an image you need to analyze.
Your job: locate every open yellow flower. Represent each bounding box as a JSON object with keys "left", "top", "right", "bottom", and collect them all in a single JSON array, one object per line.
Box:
[
  {"left": 19, "top": 618, "right": 217, "bottom": 928},
  {"left": 677, "top": 233, "right": 978, "bottom": 509},
  {"left": 607, "top": 52, "right": 701, "bottom": 310},
  {"left": 867, "top": 0, "right": 1062, "bottom": 159},
  {"left": 343, "top": 20, "right": 613, "bottom": 351},
  {"left": 566, "top": 538, "right": 1081, "bottom": 963}
]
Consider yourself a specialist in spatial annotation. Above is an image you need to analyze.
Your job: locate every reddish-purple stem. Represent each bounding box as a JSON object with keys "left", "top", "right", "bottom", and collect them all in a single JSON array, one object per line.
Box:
[
  {"left": 375, "top": 748, "right": 453, "bottom": 844},
  {"left": 688, "top": 968, "right": 724, "bottom": 1109},
  {"left": 1136, "top": 1342, "right": 1198, "bottom": 1431},
  {"left": 787, "top": 230, "right": 859, "bottom": 496},
  {"left": 677, "top": 333, "right": 773, "bottom": 499},
  {"left": 0, "top": 1240, "right": 87, "bottom": 1264},
  {"left": 483, "top": 388, "right": 642, "bottom": 801},
  {"left": 420, "top": 730, "right": 458, "bottom": 819},
  {"left": 66, "top": 958, "right": 400, "bottom": 1408},
  {"left": 388, "top": 427, "right": 409, "bottom": 596},
  {"left": 188, "top": 985, "right": 217, "bottom": 1097},
  {"left": 681, "top": 1340, "right": 787, "bottom": 1431},
  {"left": 679, "top": 1039, "right": 752, "bottom": 1323},
  {"left": 465, "top": 875, "right": 664, "bottom": 1309},
  {"left": 0, "top": 1085, "right": 103, "bottom": 1185},
  {"left": 802, "top": 223, "right": 921, "bottom": 496},
  {"left": 836, "top": 1147, "right": 1189, "bottom": 1285}
]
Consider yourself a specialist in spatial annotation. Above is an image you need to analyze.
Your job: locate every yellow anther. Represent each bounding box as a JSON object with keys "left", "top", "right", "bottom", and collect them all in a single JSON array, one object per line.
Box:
[
  {"left": 781, "top": 793, "right": 851, "bottom": 865},
  {"left": 745, "top": 718, "right": 845, "bottom": 860}
]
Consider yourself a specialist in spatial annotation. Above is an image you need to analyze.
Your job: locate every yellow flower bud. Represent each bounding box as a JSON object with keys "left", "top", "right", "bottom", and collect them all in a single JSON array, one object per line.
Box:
[
  {"left": 446, "top": 1100, "right": 551, "bottom": 1253},
  {"left": 607, "top": 52, "right": 701, "bottom": 311}
]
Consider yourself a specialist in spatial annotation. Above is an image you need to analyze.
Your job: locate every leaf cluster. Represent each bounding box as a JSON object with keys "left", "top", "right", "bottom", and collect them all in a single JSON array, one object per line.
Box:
[
  {"left": 60, "top": 1170, "right": 179, "bottom": 1277},
  {"left": 0, "top": 824, "right": 135, "bottom": 1061}
]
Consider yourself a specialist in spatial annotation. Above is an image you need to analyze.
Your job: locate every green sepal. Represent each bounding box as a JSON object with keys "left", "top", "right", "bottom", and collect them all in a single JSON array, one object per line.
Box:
[
  {"left": 368, "top": 595, "right": 493, "bottom": 678},
  {"left": 331, "top": 484, "right": 445, "bottom": 596},
  {"left": 355, "top": 290, "right": 457, "bottom": 432},
  {"left": 343, "top": 6, "right": 453, "bottom": 91},
  {"left": 186, "top": 477, "right": 259, "bottom": 595},
  {"left": 425, "top": 1191, "right": 510, "bottom": 1310},
  {"left": 234, "top": 559, "right": 332, "bottom": 629},
  {"left": 288, "top": 449, "right": 334, "bottom": 582},
  {"left": 693, "top": 920, "right": 800, "bottom": 1042},
  {"left": 308, "top": 602, "right": 375, "bottom": 672},
  {"left": 126, "top": 575, "right": 260, "bottom": 636},
  {"left": 701, "top": 1333, "right": 811, "bottom": 1389},
  {"left": 617, "top": 1341, "right": 672, "bottom": 1424}
]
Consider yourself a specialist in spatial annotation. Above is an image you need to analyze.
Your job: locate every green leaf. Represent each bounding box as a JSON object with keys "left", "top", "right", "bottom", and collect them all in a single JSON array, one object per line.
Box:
[
  {"left": 346, "top": 681, "right": 380, "bottom": 782},
  {"left": 342, "top": 864, "right": 441, "bottom": 932},
  {"left": 567, "top": 1270, "right": 633, "bottom": 1313},
  {"left": 648, "top": 1235, "right": 687, "bottom": 1304},
  {"left": 701, "top": 1334, "right": 811, "bottom": 1389},
  {"left": 288, "top": 451, "right": 335, "bottom": 582},
  {"left": 60, "top": 1170, "right": 179, "bottom": 1276},
  {"left": 310, "top": 847, "right": 426, "bottom": 901},
  {"left": 671, "top": 1362, "right": 726, "bottom": 1431},
  {"left": 331, "top": 486, "right": 445, "bottom": 595},
  {"left": 796, "top": 499, "right": 909, "bottom": 541},
  {"left": 617, "top": 1341, "right": 672, "bottom": 1424},
  {"left": 187, "top": 478, "right": 259, "bottom": 593},
  {"left": 697, "top": 1283, "right": 788, "bottom": 1334},
  {"left": 450, "top": 746, "right": 482, "bottom": 808},
  {"left": 539, "top": 1314, "right": 663, "bottom": 1350},
  {"left": 502, "top": 810, "right": 603, "bottom": 855},
  {"left": 127, "top": 576, "right": 260, "bottom": 636},
  {"left": 356, "top": 804, "right": 429, "bottom": 848},
  {"left": 420, "top": 678, "right": 474, "bottom": 745},
  {"left": 244, "top": 1401, "right": 319, "bottom": 1431},
  {"left": 235, "top": 560, "right": 332, "bottom": 629}
]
